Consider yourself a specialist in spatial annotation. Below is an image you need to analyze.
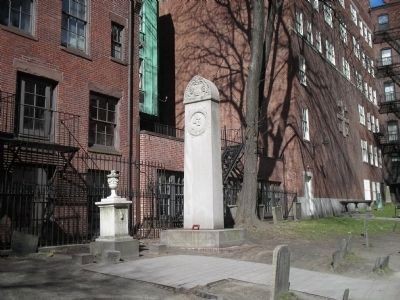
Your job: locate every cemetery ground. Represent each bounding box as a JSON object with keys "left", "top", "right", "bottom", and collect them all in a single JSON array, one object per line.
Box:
[{"left": 1, "top": 206, "right": 400, "bottom": 299}]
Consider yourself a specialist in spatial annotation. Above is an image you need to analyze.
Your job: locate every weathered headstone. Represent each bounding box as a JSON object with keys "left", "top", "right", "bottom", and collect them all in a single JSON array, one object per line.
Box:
[
  {"left": 72, "top": 253, "right": 94, "bottom": 265},
  {"left": 11, "top": 231, "right": 39, "bottom": 255},
  {"left": 373, "top": 255, "right": 390, "bottom": 273},
  {"left": 271, "top": 245, "right": 290, "bottom": 300},
  {"left": 293, "top": 202, "right": 302, "bottom": 220},
  {"left": 183, "top": 75, "right": 224, "bottom": 230},
  {"left": 272, "top": 206, "right": 283, "bottom": 224},
  {"left": 331, "top": 238, "right": 350, "bottom": 270},
  {"left": 342, "top": 288, "right": 350, "bottom": 300}
]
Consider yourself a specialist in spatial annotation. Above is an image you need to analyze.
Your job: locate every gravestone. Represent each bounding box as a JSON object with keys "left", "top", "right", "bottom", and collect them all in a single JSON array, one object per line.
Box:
[
  {"left": 90, "top": 170, "right": 139, "bottom": 259},
  {"left": 160, "top": 76, "right": 244, "bottom": 248},
  {"left": 11, "top": 231, "right": 39, "bottom": 255},
  {"left": 342, "top": 288, "right": 350, "bottom": 300},
  {"left": 331, "top": 238, "right": 350, "bottom": 270},
  {"left": 272, "top": 206, "right": 283, "bottom": 224},
  {"left": 271, "top": 245, "right": 290, "bottom": 300},
  {"left": 373, "top": 255, "right": 390, "bottom": 273}
]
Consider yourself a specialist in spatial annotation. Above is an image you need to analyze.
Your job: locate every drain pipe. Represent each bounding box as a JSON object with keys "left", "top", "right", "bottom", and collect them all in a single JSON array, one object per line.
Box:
[{"left": 127, "top": 0, "right": 134, "bottom": 201}]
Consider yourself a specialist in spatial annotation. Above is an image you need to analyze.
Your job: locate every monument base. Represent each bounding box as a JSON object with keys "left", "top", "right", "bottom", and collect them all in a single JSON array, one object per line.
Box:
[
  {"left": 160, "top": 228, "right": 245, "bottom": 249},
  {"left": 90, "top": 236, "right": 139, "bottom": 260}
]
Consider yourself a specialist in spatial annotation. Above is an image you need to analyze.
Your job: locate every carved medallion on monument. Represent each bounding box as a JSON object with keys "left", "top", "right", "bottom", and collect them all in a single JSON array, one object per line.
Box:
[
  {"left": 188, "top": 108, "right": 207, "bottom": 136},
  {"left": 184, "top": 76, "right": 211, "bottom": 103}
]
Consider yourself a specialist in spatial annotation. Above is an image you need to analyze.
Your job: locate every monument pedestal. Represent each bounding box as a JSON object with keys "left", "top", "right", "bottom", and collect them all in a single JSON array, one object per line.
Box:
[
  {"left": 160, "top": 228, "right": 245, "bottom": 249},
  {"left": 90, "top": 171, "right": 139, "bottom": 260}
]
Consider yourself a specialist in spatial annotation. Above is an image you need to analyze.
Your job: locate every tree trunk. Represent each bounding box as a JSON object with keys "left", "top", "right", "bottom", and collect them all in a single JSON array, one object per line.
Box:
[{"left": 235, "top": 0, "right": 282, "bottom": 227}]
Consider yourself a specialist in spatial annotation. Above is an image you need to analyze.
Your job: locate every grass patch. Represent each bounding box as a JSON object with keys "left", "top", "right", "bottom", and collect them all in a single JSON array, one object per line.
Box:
[
  {"left": 268, "top": 217, "right": 397, "bottom": 239},
  {"left": 373, "top": 203, "right": 398, "bottom": 218}
]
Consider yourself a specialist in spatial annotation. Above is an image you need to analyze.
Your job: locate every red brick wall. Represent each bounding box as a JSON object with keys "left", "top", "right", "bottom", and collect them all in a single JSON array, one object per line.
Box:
[{"left": 0, "top": 0, "right": 139, "bottom": 159}]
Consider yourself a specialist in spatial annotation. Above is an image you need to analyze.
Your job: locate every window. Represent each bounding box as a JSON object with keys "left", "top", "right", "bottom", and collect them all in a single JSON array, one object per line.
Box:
[
  {"left": 355, "top": 71, "right": 362, "bottom": 91},
  {"left": 381, "top": 48, "right": 392, "bottom": 66},
  {"left": 339, "top": 0, "right": 345, "bottom": 8},
  {"left": 372, "top": 116, "right": 376, "bottom": 133},
  {"left": 363, "top": 25, "right": 368, "bottom": 43},
  {"left": 364, "top": 82, "right": 368, "bottom": 98},
  {"left": 373, "top": 90, "right": 377, "bottom": 106},
  {"left": 111, "top": 22, "right": 124, "bottom": 60},
  {"left": 368, "top": 31, "right": 372, "bottom": 47},
  {"left": 384, "top": 82, "right": 395, "bottom": 102},
  {"left": 364, "top": 179, "right": 371, "bottom": 201},
  {"left": 374, "top": 146, "right": 378, "bottom": 167},
  {"left": 339, "top": 22, "right": 347, "bottom": 44},
  {"left": 368, "top": 86, "right": 373, "bottom": 102},
  {"left": 378, "top": 149, "right": 382, "bottom": 168},
  {"left": 302, "top": 108, "right": 310, "bottom": 141},
  {"left": 371, "top": 60, "right": 375, "bottom": 77},
  {"left": 61, "top": 0, "right": 87, "bottom": 52},
  {"left": 312, "top": 0, "right": 319, "bottom": 11},
  {"left": 325, "top": 40, "right": 335, "bottom": 65},
  {"left": 361, "top": 140, "right": 368, "bottom": 162},
  {"left": 367, "top": 112, "right": 371, "bottom": 131},
  {"left": 89, "top": 93, "right": 118, "bottom": 148},
  {"left": 295, "top": 11, "right": 303, "bottom": 35},
  {"left": 17, "top": 74, "right": 55, "bottom": 138},
  {"left": 361, "top": 52, "right": 366, "bottom": 68},
  {"left": 366, "top": 57, "right": 371, "bottom": 74},
  {"left": 0, "top": 0, "right": 34, "bottom": 33},
  {"left": 376, "top": 118, "right": 380, "bottom": 133},
  {"left": 323, "top": 4, "right": 333, "bottom": 27},
  {"left": 378, "top": 14, "right": 389, "bottom": 31},
  {"left": 315, "top": 31, "right": 322, "bottom": 53},
  {"left": 299, "top": 55, "right": 307, "bottom": 86},
  {"left": 358, "top": 105, "right": 365, "bottom": 125},
  {"left": 371, "top": 182, "right": 377, "bottom": 202},
  {"left": 388, "top": 121, "right": 398, "bottom": 142},
  {"left": 350, "top": 5, "right": 357, "bottom": 25},
  {"left": 353, "top": 37, "right": 360, "bottom": 59},
  {"left": 342, "top": 58, "right": 350, "bottom": 80},
  {"left": 359, "top": 20, "right": 363, "bottom": 37},
  {"left": 306, "top": 21, "right": 313, "bottom": 44},
  {"left": 369, "top": 144, "right": 373, "bottom": 164}
]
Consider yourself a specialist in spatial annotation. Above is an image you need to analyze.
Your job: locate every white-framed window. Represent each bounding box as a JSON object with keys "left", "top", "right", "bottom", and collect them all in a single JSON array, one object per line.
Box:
[
  {"left": 0, "top": 0, "right": 35, "bottom": 34},
  {"left": 369, "top": 144, "right": 373, "bottom": 164},
  {"left": 295, "top": 11, "right": 303, "bottom": 35},
  {"left": 351, "top": 5, "right": 357, "bottom": 25},
  {"left": 373, "top": 90, "right": 377, "bottom": 105},
  {"left": 355, "top": 71, "right": 362, "bottom": 90},
  {"left": 367, "top": 57, "right": 371, "bottom": 74},
  {"left": 61, "top": 0, "right": 88, "bottom": 52},
  {"left": 306, "top": 21, "right": 313, "bottom": 45},
  {"left": 359, "top": 20, "right": 363, "bottom": 37},
  {"left": 378, "top": 149, "right": 383, "bottom": 168},
  {"left": 367, "top": 112, "right": 371, "bottom": 130},
  {"left": 342, "top": 58, "right": 350, "bottom": 80},
  {"left": 339, "top": 0, "right": 345, "bottom": 8},
  {"left": 324, "top": 4, "right": 333, "bottom": 27},
  {"left": 364, "top": 25, "right": 368, "bottom": 43},
  {"left": 371, "top": 60, "right": 375, "bottom": 77},
  {"left": 361, "top": 140, "right": 368, "bottom": 162},
  {"left": 358, "top": 105, "right": 365, "bottom": 125},
  {"left": 364, "top": 82, "right": 368, "bottom": 98},
  {"left": 299, "top": 55, "right": 307, "bottom": 86},
  {"left": 302, "top": 108, "right": 310, "bottom": 141},
  {"left": 361, "top": 52, "right": 366, "bottom": 68},
  {"left": 384, "top": 82, "right": 395, "bottom": 102},
  {"left": 364, "top": 179, "right": 371, "bottom": 201},
  {"left": 339, "top": 22, "right": 347, "bottom": 44},
  {"left": 353, "top": 37, "right": 360, "bottom": 59},
  {"left": 374, "top": 146, "right": 378, "bottom": 167},
  {"left": 313, "top": 0, "right": 319, "bottom": 11},
  {"left": 378, "top": 14, "right": 389, "bottom": 31},
  {"left": 369, "top": 86, "right": 373, "bottom": 102},
  {"left": 368, "top": 31, "right": 372, "bottom": 47},
  {"left": 372, "top": 181, "right": 377, "bottom": 202},
  {"left": 371, "top": 116, "right": 376, "bottom": 133},
  {"left": 376, "top": 118, "right": 380, "bottom": 133},
  {"left": 315, "top": 31, "right": 322, "bottom": 53},
  {"left": 325, "top": 40, "right": 335, "bottom": 65},
  {"left": 381, "top": 48, "right": 392, "bottom": 66}
]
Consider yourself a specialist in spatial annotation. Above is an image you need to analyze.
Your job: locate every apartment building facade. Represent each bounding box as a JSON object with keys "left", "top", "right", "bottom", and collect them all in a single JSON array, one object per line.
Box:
[
  {"left": 151, "top": 0, "right": 384, "bottom": 217},
  {"left": 371, "top": 0, "right": 400, "bottom": 203}
]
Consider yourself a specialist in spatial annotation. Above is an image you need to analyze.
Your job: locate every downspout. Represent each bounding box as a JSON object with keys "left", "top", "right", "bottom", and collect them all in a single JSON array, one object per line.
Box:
[{"left": 128, "top": 0, "right": 133, "bottom": 201}]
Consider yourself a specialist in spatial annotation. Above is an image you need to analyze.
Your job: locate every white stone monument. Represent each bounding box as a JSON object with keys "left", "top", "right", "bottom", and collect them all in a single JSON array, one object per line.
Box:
[
  {"left": 160, "top": 75, "right": 244, "bottom": 248},
  {"left": 90, "top": 170, "right": 139, "bottom": 259},
  {"left": 183, "top": 75, "right": 224, "bottom": 229}
]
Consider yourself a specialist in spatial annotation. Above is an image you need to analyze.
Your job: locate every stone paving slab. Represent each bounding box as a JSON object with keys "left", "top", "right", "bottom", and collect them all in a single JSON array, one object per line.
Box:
[{"left": 85, "top": 255, "right": 400, "bottom": 300}]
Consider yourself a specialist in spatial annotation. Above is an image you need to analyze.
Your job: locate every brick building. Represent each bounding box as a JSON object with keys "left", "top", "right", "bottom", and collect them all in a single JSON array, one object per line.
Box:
[
  {"left": 371, "top": 0, "right": 400, "bottom": 202},
  {"left": 145, "top": 0, "right": 385, "bottom": 217},
  {"left": 0, "top": 0, "right": 145, "bottom": 248}
]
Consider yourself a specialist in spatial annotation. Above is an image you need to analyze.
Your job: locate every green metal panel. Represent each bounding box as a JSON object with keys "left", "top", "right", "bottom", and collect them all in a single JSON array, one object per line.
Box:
[{"left": 139, "top": 0, "right": 158, "bottom": 116}]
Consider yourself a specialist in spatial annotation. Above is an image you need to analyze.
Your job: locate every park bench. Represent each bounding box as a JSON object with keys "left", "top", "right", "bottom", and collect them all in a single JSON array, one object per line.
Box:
[{"left": 339, "top": 200, "right": 372, "bottom": 212}]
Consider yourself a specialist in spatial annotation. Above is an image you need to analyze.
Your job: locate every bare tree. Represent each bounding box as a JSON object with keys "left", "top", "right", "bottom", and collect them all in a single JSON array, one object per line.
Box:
[{"left": 235, "top": 0, "right": 283, "bottom": 226}]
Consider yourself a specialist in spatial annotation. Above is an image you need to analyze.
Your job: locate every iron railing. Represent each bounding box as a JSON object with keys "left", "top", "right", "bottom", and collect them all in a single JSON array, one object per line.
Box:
[
  {"left": 378, "top": 131, "right": 400, "bottom": 145},
  {"left": 376, "top": 54, "right": 400, "bottom": 68},
  {"left": 0, "top": 92, "right": 80, "bottom": 149},
  {"left": 379, "top": 92, "right": 400, "bottom": 114}
]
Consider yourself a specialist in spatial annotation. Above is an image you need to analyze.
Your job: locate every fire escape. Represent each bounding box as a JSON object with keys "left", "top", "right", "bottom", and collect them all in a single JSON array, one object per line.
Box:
[
  {"left": 374, "top": 24, "right": 400, "bottom": 188},
  {"left": 0, "top": 90, "right": 90, "bottom": 244}
]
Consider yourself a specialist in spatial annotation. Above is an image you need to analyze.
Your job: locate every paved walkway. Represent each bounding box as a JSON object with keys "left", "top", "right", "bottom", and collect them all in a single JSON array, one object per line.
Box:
[{"left": 85, "top": 255, "right": 400, "bottom": 300}]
